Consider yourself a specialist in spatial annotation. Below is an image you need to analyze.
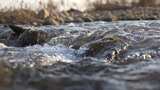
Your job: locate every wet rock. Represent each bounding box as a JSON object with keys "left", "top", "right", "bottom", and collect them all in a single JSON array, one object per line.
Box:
[
  {"left": 8, "top": 25, "right": 50, "bottom": 47},
  {"left": 83, "top": 36, "right": 128, "bottom": 60},
  {"left": 0, "top": 28, "right": 18, "bottom": 46},
  {"left": 47, "top": 29, "right": 65, "bottom": 38},
  {"left": 0, "top": 39, "right": 19, "bottom": 47},
  {"left": 0, "top": 30, "right": 12, "bottom": 40},
  {"left": 8, "top": 32, "right": 19, "bottom": 41},
  {"left": 71, "top": 35, "right": 91, "bottom": 49},
  {"left": 8, "top": 25, "right": 26, "bottom": 36},
  {"left": 7, "top": 25, "right": 28, "bottom": 44},
  {"left": 17, "top": 30, "right": 49, "bottom": 47},
  {"left": 71, "top": 31, "right": 107, "bottom": 49}
]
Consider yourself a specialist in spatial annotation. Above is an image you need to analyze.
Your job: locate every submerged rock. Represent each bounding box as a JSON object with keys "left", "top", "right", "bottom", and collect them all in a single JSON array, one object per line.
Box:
[
  {"left": 83, "top": 36, "right": 129, "bottom": 60},
  {"left": 71, "top": 31, "right": 107, "bottom": 49}
]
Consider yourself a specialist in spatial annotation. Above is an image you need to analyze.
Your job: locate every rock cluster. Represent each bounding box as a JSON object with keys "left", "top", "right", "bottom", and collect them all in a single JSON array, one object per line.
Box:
[
  {"left": 0, "top": 7, "right": 160, "bottom": 25},
  {"left": 0, "top": 25, "right": 50, "bottom": 47}
]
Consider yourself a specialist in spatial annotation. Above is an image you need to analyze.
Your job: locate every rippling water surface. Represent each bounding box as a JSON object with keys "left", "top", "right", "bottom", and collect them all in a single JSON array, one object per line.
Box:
[{"left": 1, "top": 20, "right": 160, "bottom": 90}]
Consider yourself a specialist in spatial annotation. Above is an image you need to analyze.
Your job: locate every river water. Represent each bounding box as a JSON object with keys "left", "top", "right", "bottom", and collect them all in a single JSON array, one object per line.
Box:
[{"left": 0, "top": 20, "right": 160, "bottom": 90}]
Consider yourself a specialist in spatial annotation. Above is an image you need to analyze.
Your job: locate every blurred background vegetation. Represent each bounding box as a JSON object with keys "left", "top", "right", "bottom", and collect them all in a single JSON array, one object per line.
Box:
[{"left": 0, "top": 0, "right": 159, "bottom": 25}]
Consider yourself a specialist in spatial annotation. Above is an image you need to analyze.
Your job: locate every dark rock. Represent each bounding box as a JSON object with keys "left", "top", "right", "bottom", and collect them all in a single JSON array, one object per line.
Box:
[
  {"left": 8, "top": 25, "right": 26, "bottom": 36},
  {"left": 17, "top": 30, "right": 49, "bottom": 47},
  {"left": 71, "top": 31, "right": 107, "bottom": 49},
  {"left": 8, "top": 25, "right": 28, "bottom": 43},
  {"left": 83, "top": 36, "right": 128, "bottom": 60},
  {"left": 0, "top": 30, "right": 13, "bottom": 40},
  {"left": 67, "top": 8, "right": 82, "bottom": 14},
  {"left": 8, "top": 25, "right": 50, "bottom": 47}
]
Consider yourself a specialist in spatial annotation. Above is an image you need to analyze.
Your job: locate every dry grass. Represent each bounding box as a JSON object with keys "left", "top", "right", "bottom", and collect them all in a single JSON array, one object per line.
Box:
[
  {"left": 0, "top": 0, "right": 61, "bottom": 25},
  {"left": 137, "top": 0, "right": 157, "bottom": 6},
  {"left": 92, "top": 2, "right": 130, "bottom": 11},
  {"left": 0, "top": 9, "right": 42, "bottom": 25},
  {"left": 92, "top": 0, "right": 160, "bottom": 11}
]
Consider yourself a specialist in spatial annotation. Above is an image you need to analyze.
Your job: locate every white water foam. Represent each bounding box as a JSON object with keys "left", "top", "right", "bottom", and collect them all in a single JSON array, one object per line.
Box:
[{"left": 25, "top": 44, "right": 81, "bottom": 64}]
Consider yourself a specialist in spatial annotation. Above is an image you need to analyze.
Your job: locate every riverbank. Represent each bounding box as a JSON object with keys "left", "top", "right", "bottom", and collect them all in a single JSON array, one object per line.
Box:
[{"left": 0, "top": 7, "right": 160, "bottom": 25}]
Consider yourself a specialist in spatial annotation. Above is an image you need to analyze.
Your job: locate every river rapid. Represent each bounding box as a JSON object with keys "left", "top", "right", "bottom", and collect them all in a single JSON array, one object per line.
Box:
[{"left": 0, "top": 20, "right": 160, "bottom": 90}]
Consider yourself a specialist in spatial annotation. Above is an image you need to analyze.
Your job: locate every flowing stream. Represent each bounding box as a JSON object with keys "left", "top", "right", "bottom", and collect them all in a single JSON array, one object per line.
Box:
[{"left": 0, "top": 20, "right": 160, "bottom": 90}]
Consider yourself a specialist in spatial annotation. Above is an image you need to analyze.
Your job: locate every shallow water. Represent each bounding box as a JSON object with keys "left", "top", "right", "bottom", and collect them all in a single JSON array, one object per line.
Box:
[{"left": 0, "top": 20, "right": 160, "bottom": 90}]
